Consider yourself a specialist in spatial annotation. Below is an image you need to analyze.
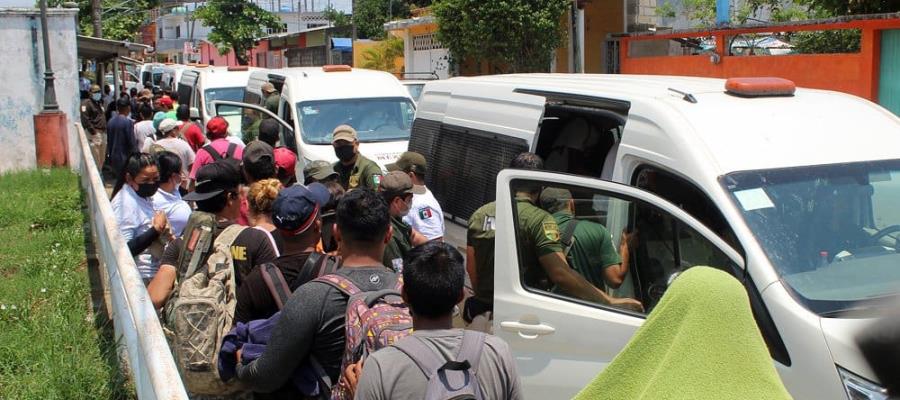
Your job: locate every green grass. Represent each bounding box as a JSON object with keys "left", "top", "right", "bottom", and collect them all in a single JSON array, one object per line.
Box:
[{"left": 0, "top": 168, "right": 132, "bottom": 399}]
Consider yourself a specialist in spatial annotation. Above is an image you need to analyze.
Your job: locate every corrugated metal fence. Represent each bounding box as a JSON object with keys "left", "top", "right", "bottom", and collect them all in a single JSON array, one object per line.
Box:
[{"left": 77, "top": 123, "right": 189, "bottom": 400}]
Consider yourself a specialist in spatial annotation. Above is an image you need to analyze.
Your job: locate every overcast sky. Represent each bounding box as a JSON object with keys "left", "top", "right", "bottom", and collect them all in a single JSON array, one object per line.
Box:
[{"left": 0, "top": 0, "right": 37, "bottom": 7}]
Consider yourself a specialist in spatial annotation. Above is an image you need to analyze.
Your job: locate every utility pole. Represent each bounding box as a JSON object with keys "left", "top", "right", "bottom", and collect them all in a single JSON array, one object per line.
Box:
[{"left": 91, "top": 0, "right": 102, "bottom": 37}]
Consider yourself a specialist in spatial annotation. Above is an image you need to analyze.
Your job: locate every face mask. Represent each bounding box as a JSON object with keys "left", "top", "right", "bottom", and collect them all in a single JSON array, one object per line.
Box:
[
  {"left": 135, "top": 181, "right": 159, "bottom": 198},
  {"left": 398, "top": 196, "right": 412, "bottom": 217},
  {"left": 334, "top": 145, "right": 356, "bottom": 162},
  {"left": 91, "top": 93, "right": 102, "bottom": 102}
]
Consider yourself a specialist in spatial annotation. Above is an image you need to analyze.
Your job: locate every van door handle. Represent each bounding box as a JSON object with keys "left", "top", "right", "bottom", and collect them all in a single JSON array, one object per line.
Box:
[{"left": 500, "top": 320, "right": 556, "bottom": 339}]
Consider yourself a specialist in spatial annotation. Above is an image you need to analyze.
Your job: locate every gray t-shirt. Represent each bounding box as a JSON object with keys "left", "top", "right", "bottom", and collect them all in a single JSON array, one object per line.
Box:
[{"left": 354, "top": 329, "right": 523, "bottom": 400}]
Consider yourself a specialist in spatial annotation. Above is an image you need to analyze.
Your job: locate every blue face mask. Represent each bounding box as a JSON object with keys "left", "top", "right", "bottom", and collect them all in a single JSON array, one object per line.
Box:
[{"left": 91, "top": 93, "right": 102, "bottom": 102}]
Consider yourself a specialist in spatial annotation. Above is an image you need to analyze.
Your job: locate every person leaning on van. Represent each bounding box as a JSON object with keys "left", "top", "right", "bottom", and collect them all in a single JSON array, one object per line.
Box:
[{"left": 331, "top": 125, "right": 383, "bottom": 191}]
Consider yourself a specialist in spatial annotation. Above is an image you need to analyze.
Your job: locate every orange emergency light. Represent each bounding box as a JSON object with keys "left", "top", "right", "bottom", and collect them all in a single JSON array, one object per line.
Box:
[
  {"left": 322, "top": 65, "right": 352, "bottom": 72},
  {"left": 227, "top": 66, "right": 249, "bottom": 71},
  {"left": 725, "top": 77, "right": 796, "bottom": 97}
]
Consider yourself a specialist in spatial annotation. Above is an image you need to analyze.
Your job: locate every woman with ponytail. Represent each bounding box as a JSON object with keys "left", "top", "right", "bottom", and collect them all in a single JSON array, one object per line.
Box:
[{"left": 247, "top": 178, "right": 283, "bottom": 256}]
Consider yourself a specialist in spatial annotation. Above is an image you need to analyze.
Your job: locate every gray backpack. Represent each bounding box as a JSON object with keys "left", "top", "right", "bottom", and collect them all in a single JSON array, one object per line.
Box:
[{"left": 392, "top": 330, "right": 487, "bottom": 400}]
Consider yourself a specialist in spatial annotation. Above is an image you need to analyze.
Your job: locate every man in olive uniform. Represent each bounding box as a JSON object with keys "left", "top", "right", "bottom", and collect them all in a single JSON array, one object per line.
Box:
[
  {"left": 464, "top": 153, "right": 642, "bottom": 329},
  {"left": 261, "top": 82, "right": 280, "bottom": 115},
  {"left": 378, "top": 171, "right": 428, "bottom": 272},
  {"left": 331, "top": 125, "right": 383, "bottom": 191},
  {"left": 81, "top": 84, "right": 107, "bottom": 170},
  {"left": 540, "top": 187, "right": 634, "bottom": 290}
]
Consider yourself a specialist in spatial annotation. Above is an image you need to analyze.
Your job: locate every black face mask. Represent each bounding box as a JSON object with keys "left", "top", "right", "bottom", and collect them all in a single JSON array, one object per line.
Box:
[
  {"left": 135, "top": 182, "right": 159, "bottom": 198},
  {"left": 334, "top": 145, "right": 356, "bottom": 162}
]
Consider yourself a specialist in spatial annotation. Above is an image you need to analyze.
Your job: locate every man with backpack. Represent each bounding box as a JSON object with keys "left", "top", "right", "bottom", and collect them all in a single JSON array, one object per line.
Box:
[
  {"left": 353, "top": 241, "right": 523, "bottom": 400},
  {"left": 190, "top": 116, "right": 244, "bottom": 180},
  {"left": 234, "top": 189, "right": 402, "bottom": 398},
  {"left": 234, "top": 183, "right": 334, "bottom": 324}
]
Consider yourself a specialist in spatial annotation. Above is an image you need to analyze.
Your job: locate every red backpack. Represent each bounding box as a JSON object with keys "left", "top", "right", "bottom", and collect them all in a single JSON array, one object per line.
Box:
[{"left": 314, "top": 274, "right": 413, "bottom": 400}]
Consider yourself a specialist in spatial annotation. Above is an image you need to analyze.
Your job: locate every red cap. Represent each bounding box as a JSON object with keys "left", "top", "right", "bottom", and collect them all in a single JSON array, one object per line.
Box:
[
  {"left": 274, "top": 147, "right": 297, "bottom": 177},
  {"left": 206, "top": 116, "right": 229, "bottom": 139},
  {"left": 158, "top": 95, "right": 174, "bottom": 107}
]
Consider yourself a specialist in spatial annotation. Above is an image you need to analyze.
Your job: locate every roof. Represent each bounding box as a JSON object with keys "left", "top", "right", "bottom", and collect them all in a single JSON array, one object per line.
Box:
[
  {"left": 420, "top": 74, "right": 900, "bottom": 175},
  {"left": 384, "top": 15, "right": 435, "bottom": 31},
  {"left": 262, "top": 67, "right": 412, "bottom": 102},
  {"left": 77, "top": 35, "right": 150, "bottom": 60},
  {"left": 193, "top": 66, "right": 259, "bottom": 88}
]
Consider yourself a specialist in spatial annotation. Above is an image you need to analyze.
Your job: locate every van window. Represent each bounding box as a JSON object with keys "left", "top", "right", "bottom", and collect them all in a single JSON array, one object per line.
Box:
[
  {"left": 295, "top": 97, "right": 414, "bottom": 144},
  {"left": 534, "top": 105, "right": 624, "bottom": 179},
  {"left": 511, "top": 179, "right": 739, "bottom": 314},
  {"left": 204, "top": 87, "right": 245, "bottom": 115}
]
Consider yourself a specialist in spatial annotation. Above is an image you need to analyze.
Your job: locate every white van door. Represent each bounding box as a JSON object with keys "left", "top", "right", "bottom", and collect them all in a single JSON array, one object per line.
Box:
[{"left": 492, "top": 169, "right": 744, "bottom": 399}]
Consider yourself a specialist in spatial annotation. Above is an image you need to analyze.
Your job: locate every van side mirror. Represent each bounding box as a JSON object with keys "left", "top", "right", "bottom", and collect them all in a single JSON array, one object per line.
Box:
[{"left": 189, "top": 107, "right": 201, "bottom": 121}]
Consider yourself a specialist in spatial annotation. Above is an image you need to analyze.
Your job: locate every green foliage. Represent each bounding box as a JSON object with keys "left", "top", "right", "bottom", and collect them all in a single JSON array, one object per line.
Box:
[
  {"left": 194, "top": 0, "right": 281, "bottom": 65},
  {"left": 798, "top": 0, "right": 900, "bottom": 15},
  {"left": 0, "top": 169, "right": 132, "bottom": 399},
  {"left": 353, "top": 0, "right": 412, "bottom": 40},
  {"left": 46, "top": 0, "right": 157, "bottom": 40},
  {"left": 361, "top": 36, "right": 405, "bottom": 72},
  {"left": 792, "top": 28, "right": 861, "bottom": 53},
  {"left": 433, "top": 0, "right": 569, "bottom": 73},
  {"left": 323, "top": 5, "right": 352, "bottom": 30}
]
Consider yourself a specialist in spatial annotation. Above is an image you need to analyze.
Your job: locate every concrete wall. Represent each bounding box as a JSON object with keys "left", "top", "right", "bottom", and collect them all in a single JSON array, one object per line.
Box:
[{"left": 0, "top": 8, "right": 80, "bottom": 173}]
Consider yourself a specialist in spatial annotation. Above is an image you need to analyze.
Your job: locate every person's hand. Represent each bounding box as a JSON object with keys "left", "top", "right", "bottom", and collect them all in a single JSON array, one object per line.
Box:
[
  {"left": 339, "top": 361, "right": 363, "bottom": 398},
  {"left": 621, "top": 229, "right": 639, "bottom": 250},
  {"left": 611, "top": 297, "right": 644, "bottom": 313},
  {"left": 236, "top": 348, "right": 243, "bottom": 364},
  {"left": 152, "top": 211, "right": 168, "bottom": 233}
]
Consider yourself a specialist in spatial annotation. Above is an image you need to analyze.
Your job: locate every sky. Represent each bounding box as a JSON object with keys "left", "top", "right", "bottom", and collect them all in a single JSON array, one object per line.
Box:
[
  {"left": 0, "top": 0, "right": 354, "bottom": 13},
  {"left": 0, "top": 0, "right": 37, "bottom": 7}
]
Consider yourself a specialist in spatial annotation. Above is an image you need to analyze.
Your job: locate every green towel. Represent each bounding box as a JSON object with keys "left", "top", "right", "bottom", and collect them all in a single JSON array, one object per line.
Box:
[{"left": 573, "top": 267, "right": 792, "bottom": 400}]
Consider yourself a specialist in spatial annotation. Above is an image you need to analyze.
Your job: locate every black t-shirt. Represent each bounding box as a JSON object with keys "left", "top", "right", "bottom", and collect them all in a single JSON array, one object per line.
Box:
[
  {"left": 160, "top": 221, "right": 278, "bottom": 284},
  {"left": 234, "top": 251, "right": 317, "bottom": 324}
]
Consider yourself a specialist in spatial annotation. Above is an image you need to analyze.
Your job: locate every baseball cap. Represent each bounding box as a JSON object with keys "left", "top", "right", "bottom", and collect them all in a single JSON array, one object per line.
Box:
[
  {"left": 206, "top": 116, "right": 229, "bottom": 138},
  {"left": 303, "top": 160, "right": 338, "bottom": 182},
  {"left": 386, "top": 151, "right": 427, "bottom": 175},
  {"left": 90, "top": 84, "right": 101, "bottom": 93},
  {"left": 152, "top": 112, "right": 171, "bottom": 130},
  {"left": 539, "top": 187, "right": 573, "bottom": 212},
  {"left": 272, "top": 184, "right": 329, "bottom": 235},
  {"left": 261, "top": 82, "right": 276, "bottom": 94},
  {"left": 183, "top": 159, "right": 242, "bottom": 202},
  {"left": 274, "top": 147, "right": 297, "bottom": 178},
  {"left": 331, "top": 125, "right": 358, "bottom": 144},
  {"left": 242, "top": 140, "right": 274, "bottom": 174},
  {"left": 379, "top": 171, "right": 425, "bottom": 196},
  {"left": 158, "top": 118, "right": 180, "bottom": 134},
  {"left": 159, "top": 95, "right": 174, "bottom": 108}
]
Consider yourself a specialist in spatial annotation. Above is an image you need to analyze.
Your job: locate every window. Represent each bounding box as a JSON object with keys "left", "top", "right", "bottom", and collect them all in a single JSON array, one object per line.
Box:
[
  {"left": 175, "top": 26, "right": 181, "bottom": 38},
  {"left": 159, "top": 28, "right": 163, "bottom": 39},
  {"left": 534, "top": 103, "right": 624, "bottom": 179},
  {"left": 510, "top": 179, "right": 740, "bottom": 314}
]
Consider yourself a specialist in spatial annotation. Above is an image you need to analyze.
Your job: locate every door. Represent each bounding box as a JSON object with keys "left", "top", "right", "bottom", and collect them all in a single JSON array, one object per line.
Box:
[
  {"left": 492, "top": 169, "right": 744, "bottom": 399},
  {"left": 879, "top": 30, "right": 900, "bottom": 117}
]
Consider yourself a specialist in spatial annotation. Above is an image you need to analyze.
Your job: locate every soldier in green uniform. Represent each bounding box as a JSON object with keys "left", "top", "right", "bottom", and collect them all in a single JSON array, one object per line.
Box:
[
  {"left": 539, "top": 187, "right": 634, "bottom": 290},
  {"left": 464, "top": 153, "right": 642, "bottom": 327},
  {"left": 261, "top": 82, "right": 280, "bottom": 115},
  {"left": 379, "top": 171, "right": 428, "bottom": 272},
  {"left": 331, "top": 125, "right": 383, "bottom": 191}
]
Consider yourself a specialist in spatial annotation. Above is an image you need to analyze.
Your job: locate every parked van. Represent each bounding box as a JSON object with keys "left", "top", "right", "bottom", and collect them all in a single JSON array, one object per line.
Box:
[
  {"left": 234, "top": 66, "right": 415, "bottom": 170},
  {"left": 409, "top": 74, "right": 900, "bottom": 400},
  {"left": 139, "top": 63, "right": 180, "bottom": 93},
  {"left": 177, "top": 65, "right": 259, "bottom": 138}
]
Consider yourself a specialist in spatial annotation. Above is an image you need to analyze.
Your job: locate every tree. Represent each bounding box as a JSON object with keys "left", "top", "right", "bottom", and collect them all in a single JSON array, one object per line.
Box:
[
  {"left": 361, "top": 36, "right": 404, "bottom": 72},
  {"left": 353, "top": 0, "right": 411, "bottom": 39},
  {"left": 194, "top": 0, "right": 281, "bottom": 65},
  {"left": 47, "top": 0, "right": 157, "bottom": 40},
  {"left": 800, "top": 0, "right": 900, "bottom": 15},
  {"left": 323, "top": 5, "right": 352, "bottom": 30},
  {"left": 433, "top": 0, "right": 569, "bottom": 73}
]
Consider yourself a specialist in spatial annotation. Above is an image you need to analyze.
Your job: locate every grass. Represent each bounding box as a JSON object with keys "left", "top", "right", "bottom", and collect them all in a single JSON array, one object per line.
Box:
[{"left": 0, "top": 168, "right": 132, "bottom": 399}]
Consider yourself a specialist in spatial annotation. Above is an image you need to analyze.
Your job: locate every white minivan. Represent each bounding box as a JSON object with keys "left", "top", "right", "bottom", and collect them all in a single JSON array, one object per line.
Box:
[
  {"left": 215, "top": 65, "right": 415, "bottom": 173},
  {"left": 409, "top": 74, "right": 900, "bottom": 400},
  {"left": 177, "top": 65, "right": 259, "bottom": 138}
]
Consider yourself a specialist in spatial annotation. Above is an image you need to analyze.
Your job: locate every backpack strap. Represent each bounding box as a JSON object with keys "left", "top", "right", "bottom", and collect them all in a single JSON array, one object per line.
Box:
[
  {"left": 454, "top": 330, "right": 487, "bottom": 375},
  {"left": 393, "top": 336, "right": 445, "bottom": 380},
  {"left": 204, "top": 144, "right": 223, "bottom": 162},
  {"left": 253, "top": 226, "right": 281, "bottom": 257},
  {"left": 313, "top": 273, "right": 362, "bottom": 297},
  {"left": 260, "top": 263, "right": 291, "bottom": 310},
  {"left": 317, "top": 255, "right": 341, "bottom": 277},
  {"left": 363, "top": 289, "right": 403, "bottom": 308},
  {"left": 560, "top": 219, "right": 580, "bottom": 256},
  {"left": 225, "top": 143, "right": 237, "bottom": 159},
  {"left": 183, "top": 224, "right": 214, "bottom": 279}
]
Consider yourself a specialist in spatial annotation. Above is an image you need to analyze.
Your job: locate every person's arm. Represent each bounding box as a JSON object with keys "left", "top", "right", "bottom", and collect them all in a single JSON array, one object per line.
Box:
[
  {"left": 148, "top": 264, "right": 177, "bottom": 309},
  {"left": 80, "top": 103, "right": 94, "bottom": 134},
  {"left": 235, "top": 283, "right": 327, "bottom": 392},
  {"left": 353, "top": 355, "right": 386, "bottom": 400},
  {"left": 603, "top": 230, "right": 636, "bottom": 289},
  {"left": 128, "top": 227, "right": 160, "bottom": 256},
  {"left": 466, "top": 245, "right": 478, "bottom": 291},
  {"left": 410, "top": 228, "right": 428, "bottom": 247}
]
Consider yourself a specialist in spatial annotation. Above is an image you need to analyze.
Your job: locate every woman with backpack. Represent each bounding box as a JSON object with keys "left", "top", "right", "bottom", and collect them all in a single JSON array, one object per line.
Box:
[{"left": 111, "top": 152, "right": 171, "bottom": 284}]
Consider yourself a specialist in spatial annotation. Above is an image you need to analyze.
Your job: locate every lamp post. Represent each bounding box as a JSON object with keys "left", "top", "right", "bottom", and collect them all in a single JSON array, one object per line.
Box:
[
  {"left": 33, "top": 0, "right": 68, "bottom": 167},
  {"left": 39, "top": 0, "right": 58, "bottom": 111}
]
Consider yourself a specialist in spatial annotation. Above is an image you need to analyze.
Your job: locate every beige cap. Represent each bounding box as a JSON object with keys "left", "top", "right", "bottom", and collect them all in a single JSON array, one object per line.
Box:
[
  {"left": 261, "top": 82, "right": 276, "bottom": 94},
  {"left": 331, "top": 124, "right": 358, "bottom": 143},
  {"left": 379, "top": 171, "right": 426, "bottom": 196}
]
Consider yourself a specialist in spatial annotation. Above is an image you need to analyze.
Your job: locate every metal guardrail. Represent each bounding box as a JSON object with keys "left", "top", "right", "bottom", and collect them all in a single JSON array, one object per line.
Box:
[{"left": 76, "top": 123, "right": 189, "bottom": 400}]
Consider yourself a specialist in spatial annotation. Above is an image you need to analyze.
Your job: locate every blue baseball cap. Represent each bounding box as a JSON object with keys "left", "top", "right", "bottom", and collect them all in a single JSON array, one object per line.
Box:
[{"left": 273, "top": 183, "right": 330, "bottom": 235}]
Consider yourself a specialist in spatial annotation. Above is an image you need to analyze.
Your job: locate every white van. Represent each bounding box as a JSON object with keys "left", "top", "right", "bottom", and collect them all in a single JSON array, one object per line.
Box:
[
  {"left": 222, "top": 66, "right": 415, "bottom": 171},
  {"left": 410, "top": 74, "right": 900, "bottom": 400},
  {"left": 177, "top": 65, "right": 259, "bottom": 137}
]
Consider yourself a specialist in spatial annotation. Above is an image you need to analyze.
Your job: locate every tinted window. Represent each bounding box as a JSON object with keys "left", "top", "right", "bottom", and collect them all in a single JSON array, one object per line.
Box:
[{"left": 296, "top": 97, "right": 415, "bottom": 144}]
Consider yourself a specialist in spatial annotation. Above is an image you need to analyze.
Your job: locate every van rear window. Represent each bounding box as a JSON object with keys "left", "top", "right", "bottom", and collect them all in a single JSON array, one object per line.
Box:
[{"left": 296, "top": 97, "right": 414, "bottom": 144}]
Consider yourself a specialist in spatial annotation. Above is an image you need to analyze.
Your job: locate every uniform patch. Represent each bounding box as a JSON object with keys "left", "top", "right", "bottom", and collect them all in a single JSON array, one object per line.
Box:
[
  {"left": 543, "top": 221, "right": 560, "bottom": 242},
  {"left": 418, "top": 207, "right": 433, "bottom": 220},
  {"left": 391, "top": 258, "right": 403, "bottom": 273},
  {"left": 349, "top": 175, "right": 360, "bottom": 188},
  {"left": 482, "top": 215, "right": 496, "bottom": 232},
  {"left": 372, "top": 174, "right": 383, "bottom": 187}
]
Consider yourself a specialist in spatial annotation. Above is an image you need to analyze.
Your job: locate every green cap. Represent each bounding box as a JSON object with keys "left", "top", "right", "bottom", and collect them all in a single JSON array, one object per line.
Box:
[
  {"left": 386, "top": 151, "right": 427, "bottom": 175},
  {"left": 303, "top": 160, "right": 338, "bottom": 182},
  {"left": 379, "top": 171, "right": 425, "bottom": 196},
  {"left": 539, "top": 187, "right": 573, "bottom": 214}
]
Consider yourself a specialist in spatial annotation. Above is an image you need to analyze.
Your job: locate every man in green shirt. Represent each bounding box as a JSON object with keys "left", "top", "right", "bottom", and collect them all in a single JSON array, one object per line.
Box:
[
  {"left": 331, "top": 125, "right": 383, "bottom": 191},
  {"left": 261, "top": 82, "right": 280, "bottom": 115},
  {"left": 379, "top": 171, "right": 428, "bottom": 272},
  {"left": 539, "top": 187, "right": 634, "bottom": 290},
  {"left": 465, "top": 153, "right": 642, "bottom": 326}
]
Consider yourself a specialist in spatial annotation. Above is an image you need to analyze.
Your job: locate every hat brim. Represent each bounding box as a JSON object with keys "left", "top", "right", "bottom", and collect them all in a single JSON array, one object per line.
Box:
[
  {"left": 385, "top": 162, "right": 400, "bottom": 172},
  {"left": 311, "top": 171, "right": 338, "bottom": 181},
  {"left": 183, "top": 189, "right": 224, "bottom": 202}
]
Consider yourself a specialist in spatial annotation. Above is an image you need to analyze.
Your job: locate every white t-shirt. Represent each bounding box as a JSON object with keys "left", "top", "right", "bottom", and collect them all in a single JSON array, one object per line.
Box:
[
  {"left": 403, "top": 186, "right": 445, "bottom": 240},
  {"left": 155, "top": 137, "right": 196, "bottom": 177},
  {"left": 134, "top": 120, "right": 156, "bottom": 151}
]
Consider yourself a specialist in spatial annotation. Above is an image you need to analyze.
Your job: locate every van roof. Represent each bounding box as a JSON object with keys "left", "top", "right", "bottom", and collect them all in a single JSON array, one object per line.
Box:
[
  {"left": 421, "top": 74, "right": 900, "bottom": 174},
  {"left": 255, "top": 67, "right": 412, "bottom": 102},
  {"left": 191, "top": 66, "right": 259, "bottom": 89}
]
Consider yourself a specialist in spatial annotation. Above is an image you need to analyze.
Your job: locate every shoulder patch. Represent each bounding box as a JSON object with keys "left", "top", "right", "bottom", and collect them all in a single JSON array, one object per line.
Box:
[
  {"left": 418, "top": 207, "right": 433, "bottom": 220},
  {"left": 349, "top": 175, "right": 360, "bottom": 188},
  {"left": 372, "top": 174, "right": 383, "bottom": 187},
  {"left": 543, "top": 221, "right": 560, "bottom": 242},
  {"left": 482, "top": 215, "right": 496, "bottom": 232}
]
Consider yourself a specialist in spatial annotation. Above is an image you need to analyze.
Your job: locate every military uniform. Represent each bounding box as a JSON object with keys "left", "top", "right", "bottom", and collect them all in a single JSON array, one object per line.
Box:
[
  {"left": 552, "top": 211, "right": 621, "bottom": 289},
  {"left": 334, "top": 155, "right": 383, "bottom": 191},
  {"left": 80, "top": 96, "right": 107, "bottom": 170},
  {"left": 383, "top": 216, "right": 413, "bottom": 272},
  {"left": 265, "top": 93, "right": 280, "bottom": 115}
]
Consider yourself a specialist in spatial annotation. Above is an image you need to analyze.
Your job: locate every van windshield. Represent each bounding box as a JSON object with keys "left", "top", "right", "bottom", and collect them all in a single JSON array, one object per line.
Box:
[
  {"left": 204, "top": 87, "right": 245, "bottom": 114},
  {"left": 723, "top": 160, "right": 900, "bottom": 316},
  {"left": 296, "top": 97, "right": 415, "bottom": 144}
]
